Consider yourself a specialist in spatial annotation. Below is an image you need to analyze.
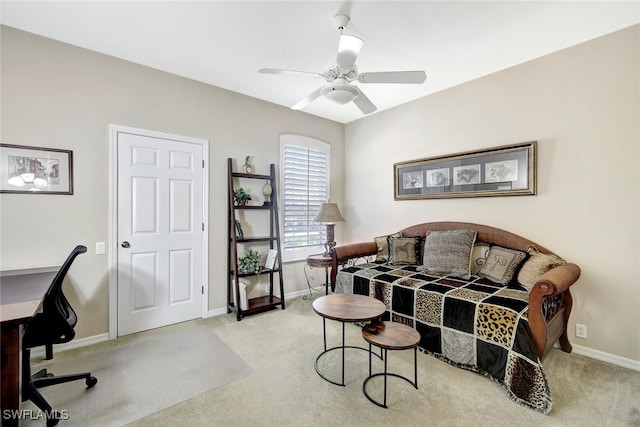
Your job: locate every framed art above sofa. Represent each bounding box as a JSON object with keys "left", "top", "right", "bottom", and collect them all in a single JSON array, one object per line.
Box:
[{"left": 394, "top": 141, "right": 536, "bottom": 200}]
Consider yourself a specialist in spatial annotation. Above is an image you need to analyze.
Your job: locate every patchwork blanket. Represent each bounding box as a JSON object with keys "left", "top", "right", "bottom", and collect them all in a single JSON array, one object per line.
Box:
[{"left": 336, "top": 262, "right": 554, "bottom": 414}]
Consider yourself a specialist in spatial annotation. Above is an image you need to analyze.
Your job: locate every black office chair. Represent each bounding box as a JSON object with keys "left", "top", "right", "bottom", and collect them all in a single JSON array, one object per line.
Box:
[{"left": 21, "top": 245, "right": 97, "bottom": 426}]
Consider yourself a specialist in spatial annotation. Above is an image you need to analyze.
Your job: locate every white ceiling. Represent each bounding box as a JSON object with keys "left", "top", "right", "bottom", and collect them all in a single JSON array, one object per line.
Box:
[{"left": 2, "top": 1, "right": 639, "bottom": 124}]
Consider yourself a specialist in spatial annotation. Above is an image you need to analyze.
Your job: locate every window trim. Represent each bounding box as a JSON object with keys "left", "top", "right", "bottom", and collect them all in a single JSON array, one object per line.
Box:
[{"left": 279, "top": 134, "right": 331, "bottom": 263}]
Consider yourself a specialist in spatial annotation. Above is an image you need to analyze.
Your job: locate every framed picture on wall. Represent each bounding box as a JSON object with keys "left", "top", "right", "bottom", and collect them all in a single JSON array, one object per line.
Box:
[
  {"left": 394, "top": 141, "right": 536, "bottom": 200},
  {"left": 0, "top": 144, "right": 74, "bottom": 194}
]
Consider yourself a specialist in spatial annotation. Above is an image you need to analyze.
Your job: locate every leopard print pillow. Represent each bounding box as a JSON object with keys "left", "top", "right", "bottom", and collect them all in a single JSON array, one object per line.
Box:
[
  {"left": 517, "top": 245, "right": 566, "bottom": 291},
  {"left": 423, "top": 229, "right": 477, "bottom": 279}
]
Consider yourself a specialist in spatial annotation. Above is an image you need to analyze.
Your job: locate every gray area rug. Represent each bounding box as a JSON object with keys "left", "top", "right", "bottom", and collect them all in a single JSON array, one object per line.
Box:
[{"left": 22, "top": 326, "right": 252, "bottom": 426}]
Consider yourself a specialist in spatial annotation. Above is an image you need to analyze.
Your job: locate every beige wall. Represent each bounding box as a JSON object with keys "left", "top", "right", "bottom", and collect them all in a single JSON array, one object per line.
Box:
[
  {"left": 2, "top": 24, "right": 638, "bottom": 364},
  {"left": 0, "top": 26, "right": 345, "bottom": 338},
  {"left": 345, "top": 25, "right": 639, "bottom": 362}
]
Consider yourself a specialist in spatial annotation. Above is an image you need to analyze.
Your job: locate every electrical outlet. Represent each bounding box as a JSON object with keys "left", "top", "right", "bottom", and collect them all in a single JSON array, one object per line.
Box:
[{"left": 575, "top": 323, "right": 587, "bottom": 339}]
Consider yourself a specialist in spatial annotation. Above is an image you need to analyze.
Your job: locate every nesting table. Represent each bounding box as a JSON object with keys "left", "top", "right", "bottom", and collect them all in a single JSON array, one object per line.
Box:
[
  {"left": 312, "top": 294, "right": 385, "bottom": 386},
  {"left": 362, "top": 321, "right": 420, "bottom": 408}
]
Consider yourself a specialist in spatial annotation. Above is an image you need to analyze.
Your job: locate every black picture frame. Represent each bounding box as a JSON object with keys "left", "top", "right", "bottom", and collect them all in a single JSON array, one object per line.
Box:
[
  {"left": 394, "top": 141, "right": 536, "bottom": 200},
  {"left": 0, "top": 143, "right": 74, "bottom": 194}
]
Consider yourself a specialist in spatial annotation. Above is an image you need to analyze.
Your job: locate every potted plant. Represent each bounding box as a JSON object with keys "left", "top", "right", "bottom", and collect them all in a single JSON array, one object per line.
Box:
[
  {"left": 234, "top": 188, "right": 252, "bottom": 206},
  {"left": 238, "top": 248, "right": 262, "bottom": 275}
]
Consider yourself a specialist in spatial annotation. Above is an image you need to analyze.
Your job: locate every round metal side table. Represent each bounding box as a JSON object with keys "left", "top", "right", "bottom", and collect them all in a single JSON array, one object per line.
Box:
[{"left": 303, "top": 254, "right": 332, "bottom": 299}]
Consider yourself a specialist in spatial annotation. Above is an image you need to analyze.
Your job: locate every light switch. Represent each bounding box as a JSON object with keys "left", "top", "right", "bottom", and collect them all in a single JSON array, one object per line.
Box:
[{"left": 96, "top": 242, "right": 106, "bottom": 255}]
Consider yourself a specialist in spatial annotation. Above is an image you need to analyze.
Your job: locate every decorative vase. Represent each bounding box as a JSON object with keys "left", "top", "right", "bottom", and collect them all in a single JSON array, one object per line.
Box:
[
  {"left": 262, "top": 181, "right": 272, "bottom": 206},
  {"left": 243, "top": 156, "right": 254, "bottom": 174}
]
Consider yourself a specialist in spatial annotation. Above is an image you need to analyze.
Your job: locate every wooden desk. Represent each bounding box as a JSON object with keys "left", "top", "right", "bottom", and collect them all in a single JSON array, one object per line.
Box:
[{"left": 1, "top": 270, "right": 56, "bottom": 426}]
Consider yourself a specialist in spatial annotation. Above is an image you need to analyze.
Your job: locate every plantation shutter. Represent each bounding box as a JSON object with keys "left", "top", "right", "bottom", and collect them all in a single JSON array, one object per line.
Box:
[{"left": 282, "top": 144, "right": 328, "bottom": 250}]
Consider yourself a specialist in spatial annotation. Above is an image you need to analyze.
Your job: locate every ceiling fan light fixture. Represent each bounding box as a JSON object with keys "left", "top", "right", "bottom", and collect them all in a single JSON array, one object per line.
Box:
[
  {"left": 321, "top": 84, "right": 358, "bottom": 105},
  {"left": 338, "top": 34, "right": 364, "bottom": 57},
  {"left": 262, "top": 14, "right": 424, "bottom": 115},
  {"left": 336, "top": 34, "right": 364, "bottom": 71}
]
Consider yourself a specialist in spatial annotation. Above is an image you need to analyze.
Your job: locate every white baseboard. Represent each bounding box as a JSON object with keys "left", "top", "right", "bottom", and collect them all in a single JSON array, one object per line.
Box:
[
  {"left": 206, "top": 289, "right": 311, "bottom": 318},
  {"left": 284, "top": 289, "right": 311, "bottom": 300},
  {"left": 31, "top": 333, "right": 110, "bottom": 359},
  {"left": 207, "top": 307, "right": 228, "bottom": 317},
  {"left": 40, "top": 290, "right": 308, "bottom": 356},
  {"left": 572, "top": 343, "right": 640, "bottom": 372}
]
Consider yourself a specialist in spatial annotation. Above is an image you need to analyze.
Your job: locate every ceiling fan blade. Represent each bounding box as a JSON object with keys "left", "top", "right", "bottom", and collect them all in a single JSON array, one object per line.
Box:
[
  {"left": 358, "top": 71, "right": 427, "bottom": 84},
  {"left": 353, "top": 88, "right": 377, "bottom": 114},
  {"left": 291, "top": 87, "right": 324, "bottom": 110},
  {"left": 258, "top": 68, "right": 324, "bottom": 78},
  {"left": 336, "top": 34, "right": 364, "bottom": 71}
]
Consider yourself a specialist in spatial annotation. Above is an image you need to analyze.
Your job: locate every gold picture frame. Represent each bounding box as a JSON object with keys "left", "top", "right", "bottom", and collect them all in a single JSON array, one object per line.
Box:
[{"left": 394, "top": 141, "right": 536, "bottom": 200}]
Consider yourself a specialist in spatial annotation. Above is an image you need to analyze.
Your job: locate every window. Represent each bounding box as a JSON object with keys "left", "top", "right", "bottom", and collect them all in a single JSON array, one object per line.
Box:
[{"left": 280, "top": 135, "right": 330, "bottom": 262}]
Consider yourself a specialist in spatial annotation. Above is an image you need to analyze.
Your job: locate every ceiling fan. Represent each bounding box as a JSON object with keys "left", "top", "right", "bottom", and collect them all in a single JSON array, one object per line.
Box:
[{"left": 258, "top": 14, "right": 427, "bottom": 115}]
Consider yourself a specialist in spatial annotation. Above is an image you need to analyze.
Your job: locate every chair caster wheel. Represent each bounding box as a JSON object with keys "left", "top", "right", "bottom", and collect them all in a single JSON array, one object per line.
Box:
[
  {"left": 46, "top": 411, "right": 61, "bottom": 426},
  {"left": 86, "top": 376, "right": 98, "bottom": 388}
]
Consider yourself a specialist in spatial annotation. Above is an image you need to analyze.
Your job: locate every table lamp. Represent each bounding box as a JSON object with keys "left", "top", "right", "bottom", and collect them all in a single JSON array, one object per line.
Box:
[{"left": 313, "top": 202, "right": 345, "bottom": 255}]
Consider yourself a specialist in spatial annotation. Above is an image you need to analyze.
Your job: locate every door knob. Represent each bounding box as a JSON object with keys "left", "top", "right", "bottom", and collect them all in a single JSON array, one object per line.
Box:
[{"left": 121, "top": 241, "right": 130, "bottom": 248}]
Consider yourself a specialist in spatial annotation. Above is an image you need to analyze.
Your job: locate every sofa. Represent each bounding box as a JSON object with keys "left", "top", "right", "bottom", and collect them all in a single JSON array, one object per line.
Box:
[{"left": 330, "top": 222, "right": 580, "bottom": 414}]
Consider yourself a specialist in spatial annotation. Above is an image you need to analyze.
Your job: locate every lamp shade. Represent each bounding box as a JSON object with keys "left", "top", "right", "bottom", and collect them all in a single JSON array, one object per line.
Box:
[{"left": 313, "top": 203, "right": 345, "bottom": 224}]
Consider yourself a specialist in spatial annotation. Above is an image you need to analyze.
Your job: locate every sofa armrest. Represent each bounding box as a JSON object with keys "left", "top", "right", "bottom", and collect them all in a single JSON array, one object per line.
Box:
[
  {"left": 528, "top": 263, "right": 581, "bottom": 359},
  {"left": 531, "top": 263, "right": 581, "bottom": 296},
  {"left": 330, "top": 242, "right": 378, "bottom": 287}
]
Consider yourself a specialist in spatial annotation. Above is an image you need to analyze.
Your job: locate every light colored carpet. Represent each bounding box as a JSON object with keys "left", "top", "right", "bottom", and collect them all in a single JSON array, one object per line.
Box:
[
  {"left": 22, "top": 296, "right": 640, "bottom": 426},
  {"left": 22, "top": 326, "right": 252, "bottom": 426},
  {"left": 128, "top": 296, "right": 640, "bottom": 427}
]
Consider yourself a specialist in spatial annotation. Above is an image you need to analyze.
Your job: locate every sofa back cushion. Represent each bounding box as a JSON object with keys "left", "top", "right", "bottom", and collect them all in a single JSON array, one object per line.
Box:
[
  {"left": 374, "top": 232, "right": 401, "bottom": 262},
  {"left": 517, "top": 245, "right": 566, "bottom": 291},
  {"left": 478, "top": 245, "right": 528, "bottom": 285},
  {"left": 422, "top": 229, "right": 477, "bottom": 279},
  {"left": 470, "top": 242, "right": 491, "bottom": 276},
  {"left": 388, "top": 236, "right": 422, "bottom": 265}
]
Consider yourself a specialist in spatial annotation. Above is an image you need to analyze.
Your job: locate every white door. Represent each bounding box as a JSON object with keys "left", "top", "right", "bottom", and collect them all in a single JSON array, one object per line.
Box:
[{"left": 116, "top": 130, "right": 205, "bottom": 336}]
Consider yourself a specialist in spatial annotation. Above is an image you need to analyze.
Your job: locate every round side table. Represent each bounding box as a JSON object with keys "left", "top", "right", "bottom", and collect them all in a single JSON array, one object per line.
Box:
[
  {"left": 303, "top": 254, "right": 332, "bottom": 299},
  {"left": 361, "top": 321, "right": 420, "bottom": 408},
  {"left": 312, "top": 294, "right": 385, "bottom": 386}
]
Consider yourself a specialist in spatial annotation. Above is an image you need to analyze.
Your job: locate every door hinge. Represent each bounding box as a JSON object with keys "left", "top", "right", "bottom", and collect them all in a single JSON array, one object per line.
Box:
[
  {"left": 202, "top": 160, "right": 205, "bottom": 168},
  {"left": 202, "top": 223, "right": 205, "bottom": 231},
  {"left": 202, "top": 285, "right": 205, "bottom": 295}
]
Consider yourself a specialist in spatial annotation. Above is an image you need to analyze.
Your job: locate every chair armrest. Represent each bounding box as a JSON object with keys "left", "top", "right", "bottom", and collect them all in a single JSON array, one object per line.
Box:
[{"left": 330, "top": 242, "right": 378, "bottom": 287}]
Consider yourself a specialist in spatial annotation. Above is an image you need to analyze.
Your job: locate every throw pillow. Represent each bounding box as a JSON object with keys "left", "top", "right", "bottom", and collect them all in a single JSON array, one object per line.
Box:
[
  {"left": 422, "top": 229, "right": 477, "bottom": 279},
  {"left": 517, "top": 245, "right": 566, "bottom": 291},
  {"left": 387, "top": 236, "right": 422, "bottom": 265},
  {"left": 478, "top": 245, "right": 528, "bottom": 285},
  {"left": 470, "top": 242, "right": 491, "bottom": 276},
  {"left": 374, "top": 232, "right": 401, "bottom": 262}
]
